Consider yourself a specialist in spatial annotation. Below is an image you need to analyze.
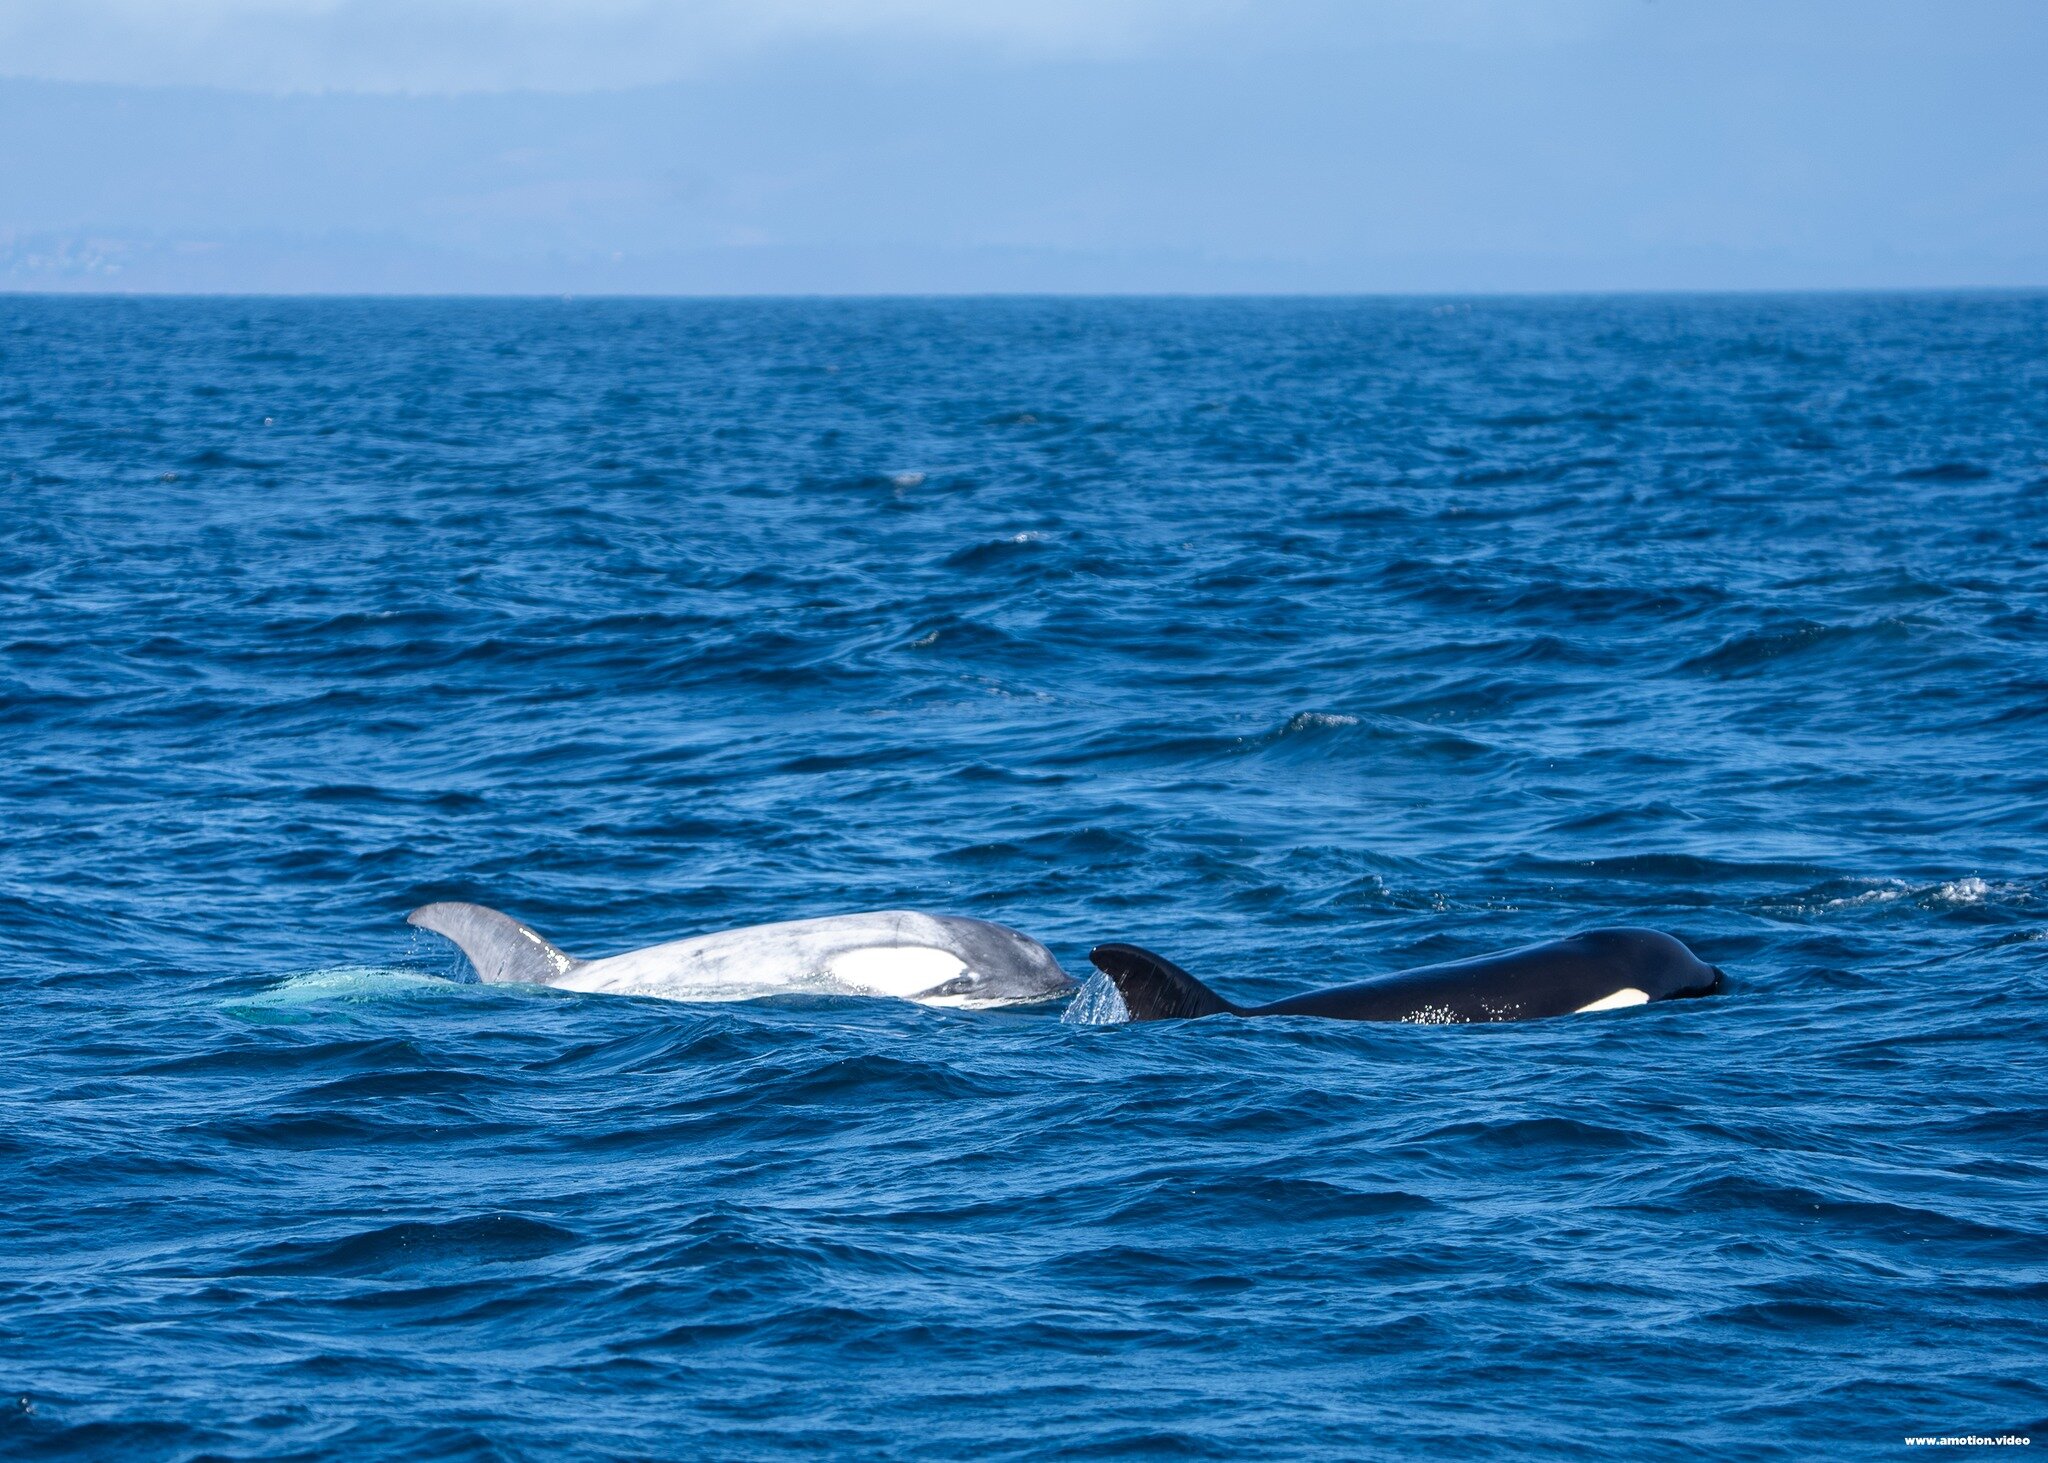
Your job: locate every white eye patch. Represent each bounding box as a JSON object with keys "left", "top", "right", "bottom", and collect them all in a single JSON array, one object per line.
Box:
[
  {"left": 825, "top": 946, "right": 968, "bottom": 999},
  {"left": 1575, "top": 987, "right": 1649, "bottom": 1014}
]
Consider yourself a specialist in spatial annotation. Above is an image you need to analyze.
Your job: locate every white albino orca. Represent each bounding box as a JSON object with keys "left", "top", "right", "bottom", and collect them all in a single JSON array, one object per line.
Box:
[{"left": 407, "top": 902, "right": 1077, "bottom": 1009}]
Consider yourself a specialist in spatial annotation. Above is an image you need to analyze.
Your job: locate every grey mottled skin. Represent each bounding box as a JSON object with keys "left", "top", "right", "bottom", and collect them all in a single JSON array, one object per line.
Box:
[{"left": 409, "top": 902, "right": 1077, "bottom": 1009}]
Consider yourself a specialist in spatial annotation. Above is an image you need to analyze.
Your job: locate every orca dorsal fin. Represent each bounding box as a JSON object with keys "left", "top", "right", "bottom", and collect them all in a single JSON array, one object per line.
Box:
[
  {"left": 1088, "top": 943, "right": 1239, "bottom": 1021},
  {"left": 408, "top": 902, "right": 580, "bottom": 985}
]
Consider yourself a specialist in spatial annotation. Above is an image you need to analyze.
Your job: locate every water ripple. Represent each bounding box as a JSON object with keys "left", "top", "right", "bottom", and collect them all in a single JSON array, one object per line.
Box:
[{"left": 3, "top": 294, "right": 2046, "bottom": 1459}]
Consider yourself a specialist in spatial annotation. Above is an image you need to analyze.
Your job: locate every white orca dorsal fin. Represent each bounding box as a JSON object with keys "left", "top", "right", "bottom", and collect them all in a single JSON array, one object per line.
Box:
[{"left": 408, "top": 902, "right": 580, "bottom": 985}]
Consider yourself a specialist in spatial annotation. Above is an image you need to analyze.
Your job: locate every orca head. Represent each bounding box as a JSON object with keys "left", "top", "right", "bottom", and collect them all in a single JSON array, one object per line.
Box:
[
  {"left": 913, "top": 963, "right": 1079, "bottom": 1010},
  {"left": 1573, "top": 928, "right": 1725, "bottom": 1002},
  {"left": 824, "top": 928, "right": 1078, "bottom": 1009},
  {"left": 916, "top": 915, "right": 1081, "bottom": 1009},
  {"left": 1663, "top": 961, "right": 1725, "bottom": 1000}
]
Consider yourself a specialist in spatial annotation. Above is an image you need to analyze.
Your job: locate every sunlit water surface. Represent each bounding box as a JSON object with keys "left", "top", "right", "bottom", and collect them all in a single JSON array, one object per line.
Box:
[{"left": 3, "top": 295, "right": 2045, "bottom": 1458}]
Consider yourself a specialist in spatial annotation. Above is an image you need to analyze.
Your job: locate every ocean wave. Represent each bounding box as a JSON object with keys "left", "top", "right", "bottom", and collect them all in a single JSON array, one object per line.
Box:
[{"left": 6, "top": 293, "right": 2046, "bottom": 1460}]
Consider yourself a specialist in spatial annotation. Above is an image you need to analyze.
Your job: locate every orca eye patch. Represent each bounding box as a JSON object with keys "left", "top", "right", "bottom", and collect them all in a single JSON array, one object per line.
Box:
[{"left": 825, "top": 945, "right": 969, "bottom": 998}]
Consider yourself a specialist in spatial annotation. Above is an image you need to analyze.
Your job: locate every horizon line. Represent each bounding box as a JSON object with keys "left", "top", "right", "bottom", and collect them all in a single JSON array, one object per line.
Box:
[{"left": 7, "top": 284, "right": 2046, "bottom": 303}]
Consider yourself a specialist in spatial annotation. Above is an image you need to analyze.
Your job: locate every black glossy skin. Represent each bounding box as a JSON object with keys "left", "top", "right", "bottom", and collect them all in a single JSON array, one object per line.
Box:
[{"left": 1089, "top": 927, "right": 1724, "bottom": 1024}]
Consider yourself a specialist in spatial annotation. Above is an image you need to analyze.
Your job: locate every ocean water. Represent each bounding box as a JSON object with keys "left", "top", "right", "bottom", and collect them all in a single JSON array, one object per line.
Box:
[{"left": 2, "top": 294, "right": 2045, "bottom": 1459}]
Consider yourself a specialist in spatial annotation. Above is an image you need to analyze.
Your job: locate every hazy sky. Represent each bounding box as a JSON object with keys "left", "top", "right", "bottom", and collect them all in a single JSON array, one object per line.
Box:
[{"left": 3, "top": 0, "right": 2044, "bottom": 293}]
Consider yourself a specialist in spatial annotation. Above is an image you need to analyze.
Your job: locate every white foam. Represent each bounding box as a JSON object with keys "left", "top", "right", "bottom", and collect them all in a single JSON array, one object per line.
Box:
[
  {"left": 1932, "top": 876, "right": 1990, "bottom": 905},
  {"left": 1811, "top": 875, "right": 2017, "bottom": 912},
  {"left": 1061, "top": 971, "right": 1130, "bottom": 1026},
  {"left": 1820, "top": 880, "right": 1909, "bottom": 909}
]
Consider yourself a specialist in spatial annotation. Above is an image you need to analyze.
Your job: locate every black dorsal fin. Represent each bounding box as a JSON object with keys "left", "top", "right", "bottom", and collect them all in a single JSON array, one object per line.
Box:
[{"left": 1088, "top": 943, "right": 1239, "bottom": 1021}]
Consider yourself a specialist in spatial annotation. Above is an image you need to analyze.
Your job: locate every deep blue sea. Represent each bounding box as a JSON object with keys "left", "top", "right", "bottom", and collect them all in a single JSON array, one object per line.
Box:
[{"left": 2, "top": 294, "right": 2045, "bottom": 1460}]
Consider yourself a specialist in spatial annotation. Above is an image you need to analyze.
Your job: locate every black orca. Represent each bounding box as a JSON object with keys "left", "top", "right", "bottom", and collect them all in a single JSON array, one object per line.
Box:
[{"left": 1087, "top": 927, "right": 1723, "bottom": 1024}]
